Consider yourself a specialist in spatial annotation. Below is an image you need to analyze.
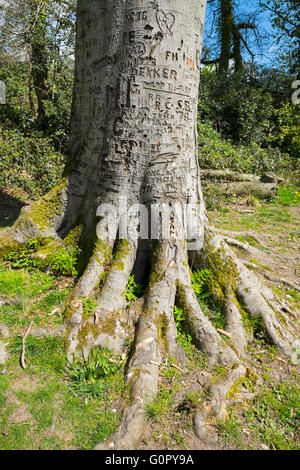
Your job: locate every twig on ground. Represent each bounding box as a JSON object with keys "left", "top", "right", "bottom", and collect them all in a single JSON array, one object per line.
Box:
[{"left": 20, "top": 321, "right": 33, "bottom": 369}]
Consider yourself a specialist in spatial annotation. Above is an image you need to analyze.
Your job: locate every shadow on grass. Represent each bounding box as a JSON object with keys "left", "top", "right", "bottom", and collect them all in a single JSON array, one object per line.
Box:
[{"left": 0, "top": 190, "right": 28, "bottom": 227}]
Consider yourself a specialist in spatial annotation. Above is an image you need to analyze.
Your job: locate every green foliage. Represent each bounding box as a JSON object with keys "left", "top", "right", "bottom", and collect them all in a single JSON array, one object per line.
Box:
[
  {"left": 199, "top": 66, "right": 276, "bottom": 146},
  {"left": 268, "top": 103, "right": 300, "bottom": 161},
  {"left": 48, "top": 247, "right": 80, "bottom": 277},
  {"left": 189, "top": 268, "right": 227, "bottom": 331},
  {"left": 67, "top": 347, "right": 122, "bottom": 384},
  {"left": 190, "top": 269, "right": 211, "bottom": 301},
  {"left": 173, "top": 306, "right": 192, "bottom": 350},
  {"left": 0, "top": 127, "right": 65, "bottom": 199},
  {"left": 198, "top": 121, "right": 293, "bottom": 176},
  {"left": 245, "top": 380, "right": 300, "bottom": 450},
  {"left": 125, "top": 275, "right": 144, "bottom": 302},
  {"left": 173, "top": 306, "right": 208, "bottom": 368}
]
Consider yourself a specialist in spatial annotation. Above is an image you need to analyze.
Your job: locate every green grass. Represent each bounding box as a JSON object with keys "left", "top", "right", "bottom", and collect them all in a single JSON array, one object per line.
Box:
[
  {"left": 0, "top": 263, "right": 69, "bottom": 329},
  {"left": 0, "top": 262, "right": 124, "bottom": 450},
  {"left": 277, "top": 186, "right": 300, "bottom": 206},
  {"left": 145, "top": 384, "right": 179, "bottom": 423},
  {"left": 0, "top": 335, "right": 124, "bottom": 449},
  {"left": 244, "top": 381, "right": 300, "bottom": 450},
  {"left": 217, "top": 408, "right": 242, "bottom": 447}
]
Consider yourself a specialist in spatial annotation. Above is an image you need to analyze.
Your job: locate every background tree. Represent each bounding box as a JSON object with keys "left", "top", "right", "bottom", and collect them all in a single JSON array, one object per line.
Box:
[
  {"left": 0, "top": 0, "right": 76, "bottom": 134},
  {"left": 259, "top": 0, "right": 300, "bottom": 76}
]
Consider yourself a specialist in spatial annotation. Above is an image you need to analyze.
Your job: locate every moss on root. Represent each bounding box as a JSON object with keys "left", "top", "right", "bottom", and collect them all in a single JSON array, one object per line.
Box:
[
  {"left": 203, "top": 236, "right": 239, "bottom": 304},
  {"left": 14, "top": 178, "right": 67, "bottom": 232},
  {"left": 226, "top": 368, "right": 259, "bottom": 400},
  {"left": 113, "top": 239, "right": 130, "bottom": 271}
]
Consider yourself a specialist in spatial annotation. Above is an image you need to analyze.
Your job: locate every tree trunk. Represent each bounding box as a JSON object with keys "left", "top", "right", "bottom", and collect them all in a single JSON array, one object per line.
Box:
[
  {"left": 30, "top": 0, "right": 49, "bottom": 122},
  {"left": 0, "top": 0, "right": 298, "bottom": 450},
  {"left": 219, "top": 0, "right": 233, "bottom": 74}
]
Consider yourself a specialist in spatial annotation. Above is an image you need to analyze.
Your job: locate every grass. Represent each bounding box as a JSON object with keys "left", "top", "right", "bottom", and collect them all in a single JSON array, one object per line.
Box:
[
  {"left": 217, "top": 408, "right": 242, "bottom": 447},
  {"left": 0, "top": 335, "right": 124, "bottom": 449},
  {"left": 277, "top": 186, "right": 300, "bottom": 206},
  {"left": 244, "top": 380, "right": 300, "bottom": 450},
  {"left": 0, "top": 261, "right": 123, "bottom": 450},
  {"left": 145, "top": 384, "right": 178, "bottom": 423}
]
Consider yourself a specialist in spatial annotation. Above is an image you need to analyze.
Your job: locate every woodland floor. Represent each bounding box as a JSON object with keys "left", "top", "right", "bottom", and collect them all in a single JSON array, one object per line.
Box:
[{"left": 0, "top": 191, "right": 299, "bottom": 450}]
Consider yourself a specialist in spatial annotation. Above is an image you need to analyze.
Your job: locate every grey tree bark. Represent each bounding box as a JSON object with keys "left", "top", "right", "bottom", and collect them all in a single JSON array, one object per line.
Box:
[{"left": 0, "top": 0, "right": 298, "bottom": 450}]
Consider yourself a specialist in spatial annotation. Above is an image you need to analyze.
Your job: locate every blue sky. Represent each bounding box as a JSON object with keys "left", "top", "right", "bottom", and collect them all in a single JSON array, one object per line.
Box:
[{"left": 203, "top": 0, "right": 283, "bottom": 67}]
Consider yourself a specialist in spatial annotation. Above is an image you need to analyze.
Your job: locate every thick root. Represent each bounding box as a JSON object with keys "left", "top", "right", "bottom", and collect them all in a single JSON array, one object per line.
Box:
[
  {"left": 194, "top": 364, "right": 247, "bottom": 444},
  {"left": 202, "top": 232, "right": 299, "bottom": 357},
  {"left": 95, "top": 241, "right": 177, "bottom": 450}
]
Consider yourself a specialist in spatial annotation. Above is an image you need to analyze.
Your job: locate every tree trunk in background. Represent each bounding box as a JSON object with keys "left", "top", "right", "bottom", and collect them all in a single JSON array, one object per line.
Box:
[
  {"left": 219, "top": 0, "right": 233, "bottom": 74},
  {"left": 30, "top": 0, "right": 49, "bottom": 122}
]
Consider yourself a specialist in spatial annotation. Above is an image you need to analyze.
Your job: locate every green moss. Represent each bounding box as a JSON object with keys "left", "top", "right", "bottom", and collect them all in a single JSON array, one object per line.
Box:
[
  {"left": 226, "top": 368, "right": 258, "bottom": 400},
  {"left": 63, "top": 217, "right": 84, "bottom": 249},
  {"left": 148, "top": 241, "right": 166, "bottom": 287},
  {"left": 77, "top": 322, "right": 102, "bottom": 349},
  {"left": 113, "top": 239, "right": 130, "bottom": 271},
  {"left": 0, "top": 231, "right": 27, "bottom": 259},
  {"left": 175, "top": 282, "right": 193, "bottom": 321},
  {"left": 99, "top": 316, "right": 117, "bottom": 336},
  {"left": 14, "top": 178, "right": 67, "bottom": 232},
  {"left": 204, "top": 235, "right": 239, "bottom": 303},
  {"left": 157, "top": 313, "right": 168, "bottom": 351}
]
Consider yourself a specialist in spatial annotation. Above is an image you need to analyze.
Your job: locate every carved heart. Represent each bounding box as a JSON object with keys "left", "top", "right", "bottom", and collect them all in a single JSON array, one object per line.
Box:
[{"left": 156, "top": 10, "right": 175, "bottom": 36}]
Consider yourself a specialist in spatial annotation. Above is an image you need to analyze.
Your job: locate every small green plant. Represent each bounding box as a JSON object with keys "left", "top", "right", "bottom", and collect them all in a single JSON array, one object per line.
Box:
[
  {"left": 4, "top": 239, "right": 41, "bottom": 269},
  {"left": 125, "top": 275, "right": 144, "bottom": 302},
  {"left": 81, "top": 297, "right": 98, "bottom": 318},
  {"left": 173, "top": 306, "right": 208, "bottom": 368},
  {"left": 190, "top": 269, "right": 211, "bottom": 300},
  {"left": 67, "top": 347, "right": 122, "bottom": 384},
  {"left": 145, "top": 384, "right": 178, "bottom": 422},
  {"left": 48, "top": 246, "right": 81, "bottom": 276},
  {"left": 173, "top": 306, "right": 192, "bottom": 349}
]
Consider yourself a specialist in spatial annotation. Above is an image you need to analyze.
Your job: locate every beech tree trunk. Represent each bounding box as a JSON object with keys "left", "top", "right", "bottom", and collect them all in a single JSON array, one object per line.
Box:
[
  {"left": 0, "top": 0, "right": 298, "bottom": 450},
  {"left": 63, "top": 0, "right": 207, "bottom": 244}
]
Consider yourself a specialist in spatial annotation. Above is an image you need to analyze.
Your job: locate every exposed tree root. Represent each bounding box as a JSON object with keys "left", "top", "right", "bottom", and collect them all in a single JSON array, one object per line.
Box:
[
  {"left": 243, "top": 263, "right": 300, "bottom": 294},
  {"left": 210, "top": 226, "right": 264, "bottom": 245},
  {"left": 193, "top": 364, "right": 247, "bottom": 444},
  {"left": 0, "top": 185, "right": 299, "bottom": 450}
]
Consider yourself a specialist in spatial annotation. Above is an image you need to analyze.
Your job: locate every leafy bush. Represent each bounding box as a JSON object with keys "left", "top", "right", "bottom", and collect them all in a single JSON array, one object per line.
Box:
[
  {"left": 269, "top": 104, "right": 300, "bottom": 160},
  {"left": 0, "top": 127, "right": 65, "bottom": 198},
  {"left": 198, "top": 122, "right": 293, "bottom": 176},
  {"left": 198, "top": 65, "right": 276, "bottom": 146}
]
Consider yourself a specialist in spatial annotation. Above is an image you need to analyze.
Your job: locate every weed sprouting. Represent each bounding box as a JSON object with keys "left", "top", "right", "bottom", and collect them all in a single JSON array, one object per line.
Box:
[{"left": 125, "top": 275, "right": 144, "bottom": 303}]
